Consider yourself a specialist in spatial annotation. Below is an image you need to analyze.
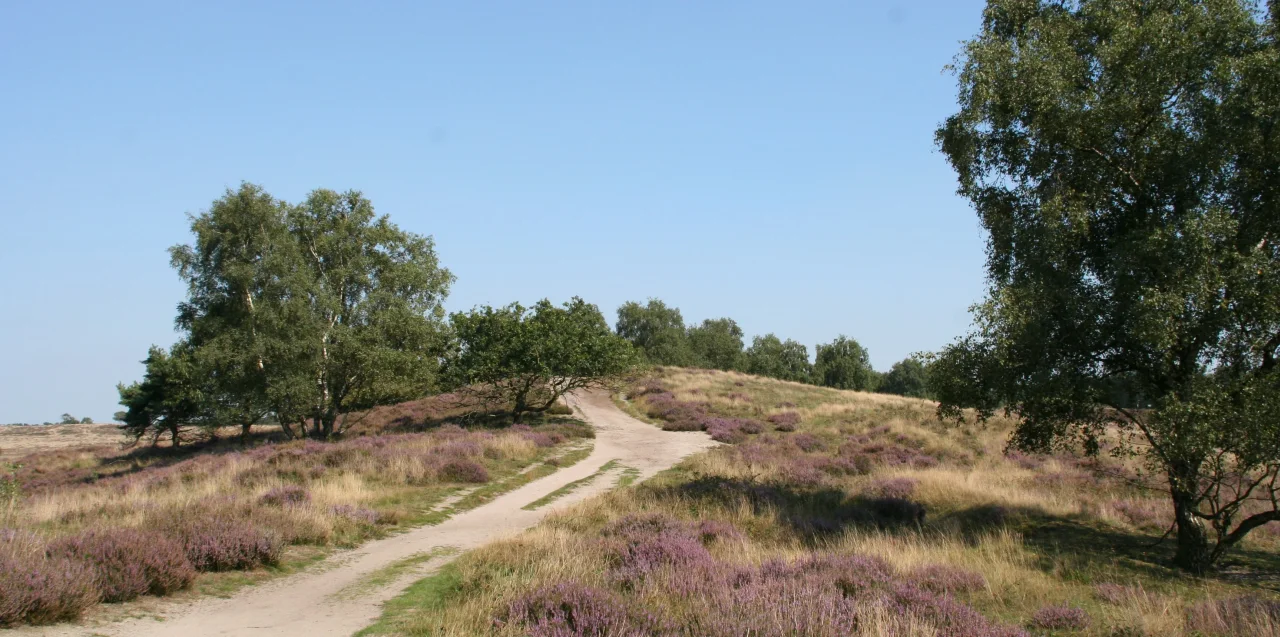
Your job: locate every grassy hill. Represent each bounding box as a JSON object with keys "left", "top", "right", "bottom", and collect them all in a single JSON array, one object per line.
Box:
[{"left": 366, "top": 368, "right": 1280, "bottom": 637}]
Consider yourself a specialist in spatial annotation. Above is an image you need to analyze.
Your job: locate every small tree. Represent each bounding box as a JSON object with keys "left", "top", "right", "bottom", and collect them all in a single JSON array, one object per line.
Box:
[
  {"left": 615, "top": 299, "right": 695, "bottom": 366},
  {"left": 687, "top": 318, "right": 746, "bottom": 371},
  {"left": 450, "top": 298, "right": 641, "bottom": 423},
  {"left": 59, "top": 414, "right": 78, "bottom": 425},
  {"left": 744, "top": 334, "right": 812, "bottom": 383},
  {"left": 880, "top": 357, "right": 931, "bottom": 399},
  {"left": 935, "top": 0, "right": 1280, "bottom": 573},
  {"left": 79, "top": 417, "right": 93, "bottom": 424},
  {"left": 814, "top": 336, "right": 877, "bottom": 391},
  {"left": 117, "top": 344, "right": 204, "bottom": 447}
]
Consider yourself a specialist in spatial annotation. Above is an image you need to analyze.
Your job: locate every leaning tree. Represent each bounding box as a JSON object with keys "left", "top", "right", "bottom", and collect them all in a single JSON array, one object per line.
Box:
[
  {"left": 934, "top": 0, "right": 1279, "bottom": 573},
  {"left": 448, "top": 297, "right": 641, "bottom": 423}
]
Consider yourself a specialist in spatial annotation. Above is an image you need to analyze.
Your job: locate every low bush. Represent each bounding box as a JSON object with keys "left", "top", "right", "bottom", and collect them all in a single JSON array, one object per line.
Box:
[
  {"left": 259, "top": 485, "right": 310, "bottom": 507},
  {"left": 1028, "top": 604, "right": 1090, "bottom": 631},
  {"left": 49, "top": 528, "right": 194, "bottom": 602},
  {"left": 0, "top": 530, "right": 98, "bottom": 626},
  {"left": 165, "top": 516, "right": 283, "bottom": 572},
  {"left": 441, "top": 459, "right": 490, "bottom": 483}
]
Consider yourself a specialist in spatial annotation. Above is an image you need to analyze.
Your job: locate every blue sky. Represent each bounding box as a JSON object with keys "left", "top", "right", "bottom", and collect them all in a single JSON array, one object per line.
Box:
[{"left": 0, "top": 1, "right": 990, "bottom": 423}]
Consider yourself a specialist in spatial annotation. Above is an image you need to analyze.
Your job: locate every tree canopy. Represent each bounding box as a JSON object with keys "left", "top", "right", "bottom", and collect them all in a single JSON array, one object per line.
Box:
[
  {"left": 879, "top": 357, "right": 931, "bottom": 399},
  {"left": 934, "top": 0, "right": 1280, "bottom": 573},
  {"left": 687, "top": 318, "right": 746, "bottom": 371},
  {"left": 814, "top": 335, "right": 877, "bottom": 391},
  {"left": 449, "top": 298, "right": 641, "bottom": 422},
  {"left": 615, "top": 299, "right": 694, "bottom": 366},
  {"left": 123, "top": 183, "right": 454, "bottom": 442},
  {"left": 745, "top": 334, "right": 813, "bottom": 383}
]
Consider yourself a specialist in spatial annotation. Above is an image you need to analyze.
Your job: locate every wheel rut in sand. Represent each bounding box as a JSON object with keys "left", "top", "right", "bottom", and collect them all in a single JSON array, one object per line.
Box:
[{"left": 16, "top": 390, "right": 715, "bottom": 637}]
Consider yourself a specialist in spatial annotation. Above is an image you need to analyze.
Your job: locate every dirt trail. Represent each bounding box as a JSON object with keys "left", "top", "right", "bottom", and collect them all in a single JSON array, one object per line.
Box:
[{"left": 16, "top": 391, "right": 713, "bottom": 637}]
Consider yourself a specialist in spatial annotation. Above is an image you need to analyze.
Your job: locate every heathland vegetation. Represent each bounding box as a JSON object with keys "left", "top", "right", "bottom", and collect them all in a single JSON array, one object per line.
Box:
[
  {"left": 2, "top": 0, "right": 1278, "bottom": 634},
  {"left": 361, "top": 369, "right": 1280, "bottom": 636}
]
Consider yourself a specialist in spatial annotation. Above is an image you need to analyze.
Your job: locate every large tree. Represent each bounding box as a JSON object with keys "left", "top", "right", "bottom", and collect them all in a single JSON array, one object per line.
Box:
[
  {"left": 615, "top": 299, "right": 695, "bottom": 366},
  {"left": 744, "top": 334, "right": 813, "bottom": 383},
  {"left": 449, "top": 298, "right": 641, "bottom": 423},
  {"left": 687, "top": 317, "right": 746, "bottom": 371},
  {"left": 879, "top": 356, "right": 931, "bottom": 399},
  {"left": 814, "top": 335, "right": 877, "bottom": 391},
  {"left": 934, "top": 0, "right": 1279, "bottom": 573},
  {"left": 168, "top": 184, "right": 454, "bottom": 439}
]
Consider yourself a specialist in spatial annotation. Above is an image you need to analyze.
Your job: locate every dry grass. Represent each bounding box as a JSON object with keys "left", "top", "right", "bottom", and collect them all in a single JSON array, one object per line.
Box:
[
  {"left": 0, "top": 393, "right": 591, "bottom": 626},
  {"left": 367, "top": 368, "right": 1280, "bottom": 637}
]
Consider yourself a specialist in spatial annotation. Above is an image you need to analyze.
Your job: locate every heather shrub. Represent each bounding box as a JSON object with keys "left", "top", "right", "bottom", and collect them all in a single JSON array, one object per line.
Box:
[
  {"left": 866, "top": 477, "right": 918, "bottom": 500},
  {"left": 497, "top": 581, "right": 658, "bottom": 637},
  {"left": 696, "top": 520, "right": 744, "bottom": 544},
  {"left": 329, "top": 504, "right": 379, "bottom": 525},
  {"left": 49, "top": 528, "right": 194, "bottom": 602},
  {"left": 259, "top": 485, "right": 310, "bottom": 507},
  {"left": 441, "top": 459, "right": 491, "bottom": 483},
  {"left": 907, "top": 564, "right": 986, "bottom": 594},
  {"left": 1028, "top": 604, "right": 1089, "bottom": 631},
  {"left": 166, "top": 516, "right": 283, "bottom": 571},
  {"left": 767, "top": 411, "right": 800, "bottom": 432},
  {"left": 792, "top": 433, "right": 824, "bottom": 452},
  {"left": 0, "top": 530, "right": 98, "bottom": 626},
  {"left": 889, "top": 584, "right": 1028, "bottom": 637}
]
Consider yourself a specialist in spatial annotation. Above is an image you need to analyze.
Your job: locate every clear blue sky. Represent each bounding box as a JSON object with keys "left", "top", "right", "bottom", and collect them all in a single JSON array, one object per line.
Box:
[{"left": 0, "top": 1, "right": 991, "bottom": 424}]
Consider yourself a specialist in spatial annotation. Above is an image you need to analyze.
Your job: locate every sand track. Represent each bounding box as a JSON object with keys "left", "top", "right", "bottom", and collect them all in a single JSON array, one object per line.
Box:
[{"left": 15, "top": 390, "right": 714, "bottom": 637}]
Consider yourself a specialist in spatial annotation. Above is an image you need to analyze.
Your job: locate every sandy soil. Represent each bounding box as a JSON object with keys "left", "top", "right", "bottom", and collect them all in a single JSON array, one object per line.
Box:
[
  {"left": 0, "top": 423, "right": 123, "bottom": 461},
  {"left": 13, "top": 390, "right": 715, "bottom": 637}
]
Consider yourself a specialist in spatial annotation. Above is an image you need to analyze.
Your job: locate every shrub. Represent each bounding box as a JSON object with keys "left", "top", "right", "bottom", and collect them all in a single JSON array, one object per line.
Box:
[
  {"left": 696, "top": 520, "right": 744, "bottom": 544},
  {"left": 49, "top": 528, "right": 194, "bottom": 602},
  {"left": 441, "top": 459, "right": 490, "bottom": 483},
  {"left": 329, "top": 504, "right": 379, "bottom": 525},
  {"left": 908, "top": 564, "right": 986, "bottom": 594},
  {"left": 0, "top": 530, "right": 99, "bottom": 626},
  {"left": 792, "top": 433, "right": 824, "bottom": 452},
  {"left": 546, "top": 402, "right": 575, "bottom": 416},
  {"left": 1028, "top": 604, "right": 1090, "bottom": 631},
  {"left": 498, "top": 581, "right": 651, "bottom": 636},
  {"left": 166, "top": 516, "right": 283, "bottom": 571},
  {"left": 259, "top": 485, "right": 310, "bottom": 507},
  {"left": 866, "top": 477, "right": 918, "bottom": 500},
  {"left": 767, "top": 411, "right": 801, "bottom": 432}
]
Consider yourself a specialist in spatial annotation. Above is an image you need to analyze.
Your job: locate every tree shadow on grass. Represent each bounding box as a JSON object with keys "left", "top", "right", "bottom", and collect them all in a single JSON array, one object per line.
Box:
[
  {"left": 659, "top": 475, "right": 930, "bottom": 545},
  {"left": 1018, "top": 515, "right": 1280, "bottom": 592}
]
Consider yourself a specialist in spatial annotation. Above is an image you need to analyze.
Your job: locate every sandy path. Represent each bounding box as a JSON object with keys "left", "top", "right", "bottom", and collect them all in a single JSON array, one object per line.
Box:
[{"left": 14, "top": 391, "right": 713, "bottom": 637}]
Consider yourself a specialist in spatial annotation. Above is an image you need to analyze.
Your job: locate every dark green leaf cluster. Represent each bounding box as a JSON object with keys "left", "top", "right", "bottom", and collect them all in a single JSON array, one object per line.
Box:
[
  {"left": 119, "top": 183, "right": 454, "bottom": 442},
  {"left": 447, "top": 298, "right": 641, "bottom": 422},
  {"left": 935, "top": 0, "right": 1280, "bottom": 573}
]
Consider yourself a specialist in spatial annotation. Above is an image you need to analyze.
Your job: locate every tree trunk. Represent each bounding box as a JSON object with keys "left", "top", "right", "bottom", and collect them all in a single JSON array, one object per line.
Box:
[
  {"left": 240, "top": 422, "right": 253, "bottom": 440},
  {"left": 170, "top": 424, "right": 181, "bottom": 449},
  {"left": 512, "top": 391, "right": 528, "bottom": 424},
  {"left": 1172, "top": 490, "right": 1212, "bottom": 575}
]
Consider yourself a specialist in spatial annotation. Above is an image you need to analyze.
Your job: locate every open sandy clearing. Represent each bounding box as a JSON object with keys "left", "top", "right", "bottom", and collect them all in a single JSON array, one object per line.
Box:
[{"left": 12, "top": 390, "right": 715, "bottom": 637}]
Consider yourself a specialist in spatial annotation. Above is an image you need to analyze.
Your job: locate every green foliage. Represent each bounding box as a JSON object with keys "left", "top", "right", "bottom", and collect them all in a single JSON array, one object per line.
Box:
[
  {"left": 615, "top": 299, "right": 694, "bottom": 366},
  {"left": 116, "top": 343, "right": 205, "bottom": 447},
  {"left": 813, "top": 335, "right": 877, "bottom": 391},
  {"left": 686, "top": 317, "right": 746, "bottom": 371},
  {"left": 449, "top": 298, "right": 641, "bottom": 422},
  {"left": 744, "top": 334, "right": 812, "bottom": 383},
  {"left": 166, "top": 183, "right": 454, "bottom": 439},
  {"left": 935, "top": 0, "right": 1280, "bottom": 573},
  {"left": 58, "top": 414, "right": 78, "bottom": 425},
  {"left": 880, "top": 356, "right": 931, "bottom": 399}
]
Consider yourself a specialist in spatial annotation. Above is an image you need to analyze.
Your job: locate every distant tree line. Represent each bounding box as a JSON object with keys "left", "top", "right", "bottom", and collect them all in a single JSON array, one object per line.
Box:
[
  {"left": 614, "top": 298, "right": 932, "bottom": 399},
  {"left": 1, "top": 414, "right": 95, "bottom": 427}
]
